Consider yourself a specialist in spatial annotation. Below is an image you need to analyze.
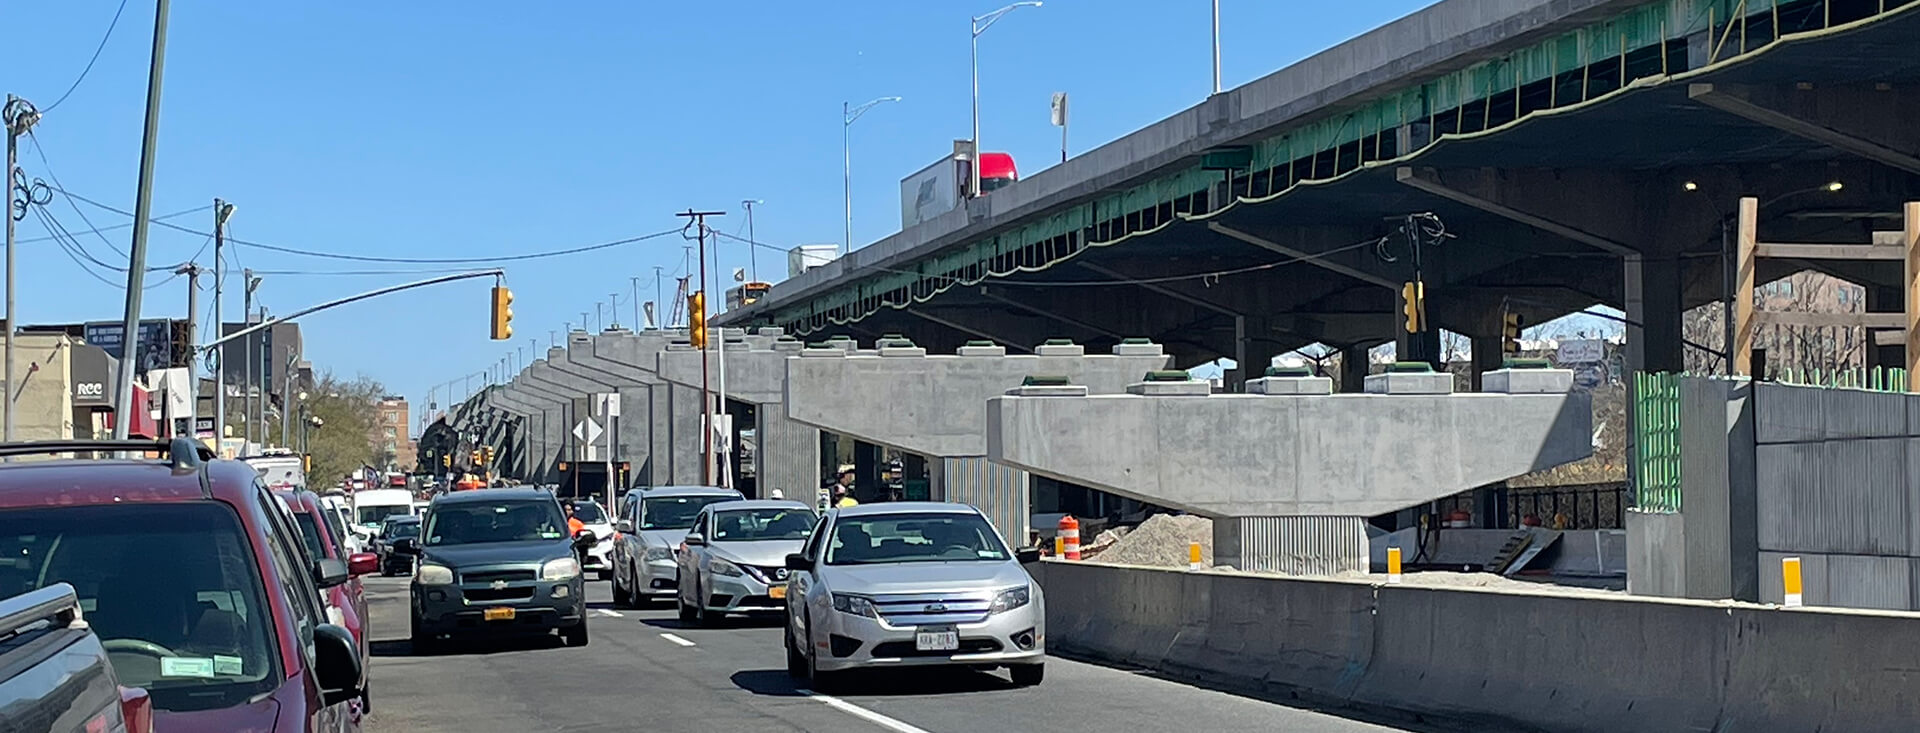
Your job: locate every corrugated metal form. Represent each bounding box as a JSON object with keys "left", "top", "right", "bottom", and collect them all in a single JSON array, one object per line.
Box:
[
  {"left": 755, "top": 413, "right": 818, "bottom": 501},
  {"left": 938, "top": 457, "right": 1029, "bottom": 546},
  {"left": 1225, "top": 516, "right": 1368, "bottom": 576}
]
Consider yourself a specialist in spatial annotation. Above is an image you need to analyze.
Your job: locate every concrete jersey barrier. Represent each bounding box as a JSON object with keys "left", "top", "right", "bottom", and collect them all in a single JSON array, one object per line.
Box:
[{"left": 1030, "top": 561, "right": 1920, "bottom": 732}]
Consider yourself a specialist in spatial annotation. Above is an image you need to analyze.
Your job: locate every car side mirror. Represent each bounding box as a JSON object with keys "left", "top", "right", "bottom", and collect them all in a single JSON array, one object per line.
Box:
[
  {"left": 313, "top": 624, "right": 363, "bottom": 706},
  {"left": 572, "top": 531, "right": 598, "bottom": 548},
  {"left": 615, "top": 520, "right": 634, "bottom": 534},
  {"left": 313, "top": 558, "right": 350, "bottom": 589},
  {"left": 347, "top": 552, "right": 380, "bottom": 576},
  {"left": 1016, "top": 547, "right": 1041, "bottom": 564},
  {"left": 392, "top": 538, "right": 420, "bottom": 555},
  {"left": 684, "top": 533, "right": 705, "bottom": 547},
  {"left": 784, "top": 552, "right": 810, "bottom": 571}
]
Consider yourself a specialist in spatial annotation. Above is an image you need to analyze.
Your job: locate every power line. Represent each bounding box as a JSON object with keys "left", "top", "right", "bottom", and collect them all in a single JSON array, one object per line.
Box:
[
  {"left": 41, "top": 0, "right": 131, "bottom": 113},
  {"left": 14, "top": 204, "right": 207, "bottom": 244},
  {"left": 45, "top": 184, "right": 687, "bottom": 264}
]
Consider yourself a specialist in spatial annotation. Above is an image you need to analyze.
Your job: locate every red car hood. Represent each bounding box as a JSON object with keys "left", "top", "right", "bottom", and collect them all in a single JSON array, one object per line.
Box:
[{"left": 155, "top": 696, "right": 280, "bottom": 733}]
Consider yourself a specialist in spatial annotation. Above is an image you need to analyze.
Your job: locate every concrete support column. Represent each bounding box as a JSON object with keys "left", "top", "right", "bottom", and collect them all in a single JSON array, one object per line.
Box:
[
  {"left": 756, "top": 410, "right": 819, "bottom": 501},
  {"left": 1340, "top": 345, "right": 1369, "bottom": 393},
  {"left": 666, "top": 384, "right": 705, "bottom": 485},
  {"left": 901, "top": 453, "right": 927, "bottom": 500},
  {"left": 1212, "top": 515, "right": 1369, "bottom": 575},
  {"left": 1232, "top": 316, "right": 1280, "bottom": 391},
  {"left": 1624, "top": 254, "right": 1685, "bottom": 374},
  {"left": 1470, "top": 335, "right": 1505, "bottom": 392}
]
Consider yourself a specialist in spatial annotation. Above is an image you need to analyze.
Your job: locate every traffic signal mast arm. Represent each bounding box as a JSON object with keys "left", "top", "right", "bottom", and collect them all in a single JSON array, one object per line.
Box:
[{"left": 200, "top": 269, "right": 508, "bottom": 352}]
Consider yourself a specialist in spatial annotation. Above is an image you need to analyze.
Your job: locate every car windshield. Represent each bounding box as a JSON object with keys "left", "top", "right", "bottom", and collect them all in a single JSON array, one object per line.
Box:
[
  {"left": 711, "top": 508, "right": 815, "bottom": 542},
  {"left": 570, "top": 502, "right": 608, "bottom": 524},
  {"left": 641, "top": 495, "right": 734, "bottom": 530},
  {"left": 385, "top": 520, "right": 420, "bottom": 539},
  {"left": 824, "top": 512, "right": 1010, "bottom": 565},
  {"left": 356, "top": 504, "right": 411, "bottom": 526},
  {"left": 0, "top": 503, "right": 279, "bottom": 712},
  {"left": 423, "top": 499, "right": 567, "bottom": 545}
]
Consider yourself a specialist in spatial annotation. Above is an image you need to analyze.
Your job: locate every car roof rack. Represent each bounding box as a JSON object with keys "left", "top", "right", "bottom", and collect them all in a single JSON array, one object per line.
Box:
[{"left": 0, "top": 438, "right": 214, "bottom": 471}]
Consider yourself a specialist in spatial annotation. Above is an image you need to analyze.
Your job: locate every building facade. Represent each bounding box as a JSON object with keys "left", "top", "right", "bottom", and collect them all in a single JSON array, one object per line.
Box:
[{"left": 375, "top": 396, "right": 415, "bottom": 471}]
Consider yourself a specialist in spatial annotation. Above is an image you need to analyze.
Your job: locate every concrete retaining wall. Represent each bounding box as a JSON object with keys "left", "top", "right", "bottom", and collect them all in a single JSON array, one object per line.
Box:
[{"left": 1033, "top": 560, "right": 1920, "bottom": 732}]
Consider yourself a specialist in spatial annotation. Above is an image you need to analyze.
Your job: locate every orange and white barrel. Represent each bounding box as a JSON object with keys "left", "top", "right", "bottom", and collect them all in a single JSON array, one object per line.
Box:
[{"left": 1058, "top": 515, "right": 1081, "bottom": 561}]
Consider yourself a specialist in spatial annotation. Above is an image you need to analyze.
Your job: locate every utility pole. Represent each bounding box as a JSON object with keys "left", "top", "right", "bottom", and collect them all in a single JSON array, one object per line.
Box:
[
  {"left": 609, "top": 293, "right": 620, "bottom": 329},
  {"left": 177, "top": 262, "right": 201, "bottom": 429},
  {"left": 242, "top": 271, "right": 259, "bottom": 446},
  {"left": 3, "top": 95, "right": 42, "bottom": 443},
  {"left": 110, "top": 0, "right": 172, "bottom": 441},
  {"left": 255, "top": 305, "right": 268, "bottom": 446},
  {"left": 212, "top": 199, "right": 232, "bottom": 449},
  {"left": 279, "top": 351, "right": 295, "bottom": 446},
  {"left": 742, "top": 199, "right": 762, "bottom": 282},
  {"left": 712, "top": 212, "right": 731, "bottom": 489},
  {"left": 653, "top": 266, "right": 664, "bottom": 329},
  {"left": 675, "top": 209, "right": 724, "bottom": 486},
  {"left": 629, "top": 277, "right": 641, "bottom": 330}
]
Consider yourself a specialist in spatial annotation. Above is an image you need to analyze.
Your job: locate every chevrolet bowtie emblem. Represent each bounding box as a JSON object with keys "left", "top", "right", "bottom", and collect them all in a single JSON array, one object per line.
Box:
[{"left": 491, "top": 580, "right": 508, "bottom": 590}]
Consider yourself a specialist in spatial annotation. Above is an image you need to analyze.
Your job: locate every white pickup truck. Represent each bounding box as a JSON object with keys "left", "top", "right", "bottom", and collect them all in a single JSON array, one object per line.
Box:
[{"left": 0, "top": 583, "right": 153, "bottom": 732}]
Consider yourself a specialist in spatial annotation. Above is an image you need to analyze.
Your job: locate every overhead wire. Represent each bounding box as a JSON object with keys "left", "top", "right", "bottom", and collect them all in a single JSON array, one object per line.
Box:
[
  {"left": 46, "top": 185, "right": 687, "bottom": 264},
  {"left": 40, "top": 0, "right": 130, "bottom": 113}
]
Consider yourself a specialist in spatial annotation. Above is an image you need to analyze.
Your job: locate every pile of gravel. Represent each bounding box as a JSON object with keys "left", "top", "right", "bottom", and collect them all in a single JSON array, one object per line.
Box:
[{"left": 1096, "top": 514, "right": 1213, "bottom": 567}]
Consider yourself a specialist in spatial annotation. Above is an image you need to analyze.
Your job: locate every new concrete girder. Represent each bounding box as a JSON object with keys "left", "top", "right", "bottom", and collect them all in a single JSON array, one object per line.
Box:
[
  {"left": 786, "top": 348, "right": 1172, "bottom": 458},
  {"left": 987, "top": 391, "right": 1594, "bottom": 518},
  {"left": 1690, "top": 83, "right": 1920, "bottom": 176}
]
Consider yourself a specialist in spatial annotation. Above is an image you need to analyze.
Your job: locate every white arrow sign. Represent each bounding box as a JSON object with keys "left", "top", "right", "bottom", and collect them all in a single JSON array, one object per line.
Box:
[{"left": 572, "top": 418, "right": 603, "bottom": 444}]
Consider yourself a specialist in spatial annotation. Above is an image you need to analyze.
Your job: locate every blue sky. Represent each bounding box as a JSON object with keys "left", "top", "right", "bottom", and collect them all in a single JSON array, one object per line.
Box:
[{"left": 13, "top": 1, "right": 1443, "bottom": 430}]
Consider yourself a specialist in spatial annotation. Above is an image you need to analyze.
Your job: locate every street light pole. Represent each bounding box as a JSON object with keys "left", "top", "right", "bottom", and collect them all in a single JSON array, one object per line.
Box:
[
  {"left": 212, "top": 199, "right": 233, "bottom": 446},
  {"left": 1212, "top": 0, "right": 1222, "bottom": 95},
  {"left": 842, "top": 98, "right": 898, "bottom": 252},
  {"left": 3, "top": 95, "right": 42, "bottom": 443},
  {"left": 971, "top": 2, "right": 1040, "bottom": 200},
  {"left": 110, "top": 0, "right": 173, "bottom": 441}
]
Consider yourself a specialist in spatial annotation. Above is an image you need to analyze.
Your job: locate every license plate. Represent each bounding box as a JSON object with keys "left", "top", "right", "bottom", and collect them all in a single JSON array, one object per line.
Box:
[
  {"left": 483, "top": 607, "right": 516, "bottom": 621},
  {"left": 914, "top": 629, "right": 959, "bottom": 652},
  {"left": 768, "top": 585, "right": 787, "bottom": 600}
]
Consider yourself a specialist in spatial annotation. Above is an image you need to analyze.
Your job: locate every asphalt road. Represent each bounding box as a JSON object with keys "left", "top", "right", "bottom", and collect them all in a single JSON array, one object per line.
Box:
[{"left": 358, "top": 576, "right": 1435, "bottom": 733}]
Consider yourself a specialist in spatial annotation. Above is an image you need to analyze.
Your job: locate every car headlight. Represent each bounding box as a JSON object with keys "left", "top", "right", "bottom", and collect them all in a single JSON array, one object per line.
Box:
[
  {"left": 831, "top": 593, "right": 877, "bottom": 618},
  {"left": 709, "top": 558, "right": 743, "bottom": 577},
  {"left": 417, "top": 563, "right": 453, "bottom": 585},
  {"left": 990, "top": 585, "right": 1031, "bottom": 614},
  {"left": 644, "top": 546, "right": 674, "bottom": 562},
  {"left": 541, "top": 557, "right": 582, "bottom": 581}
]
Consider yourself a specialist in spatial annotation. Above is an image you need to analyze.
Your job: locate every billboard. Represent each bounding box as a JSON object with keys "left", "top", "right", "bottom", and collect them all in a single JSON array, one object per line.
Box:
[{"left": 83, "top": 319, "right": 177, "bottom": 375}]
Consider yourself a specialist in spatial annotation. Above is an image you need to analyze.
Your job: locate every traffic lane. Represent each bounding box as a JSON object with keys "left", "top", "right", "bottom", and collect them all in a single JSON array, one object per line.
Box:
[
  {"left": 357, "top": 577, "right": 887, "bottom": 733},
  {"left": 636, "top": 607, "right": 1439, "bottom": 733}
]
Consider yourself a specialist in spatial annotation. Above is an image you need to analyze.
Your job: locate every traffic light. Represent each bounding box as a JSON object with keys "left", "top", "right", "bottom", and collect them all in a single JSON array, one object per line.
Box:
[
  {"left": 490, "top": 285, "right": 514, "bottom": 340},
  {"left": 1502, "top": 311, "right": 1525, "bottom": 354},
  {"left": 687, "top": 291, "right": 708, "bottom": 349},
  {"left": 442, "top": 454, "right": 451, "bottom": 468},
  {"left": 1400, "top": 281, "right": 1425, "bottom": 334}
]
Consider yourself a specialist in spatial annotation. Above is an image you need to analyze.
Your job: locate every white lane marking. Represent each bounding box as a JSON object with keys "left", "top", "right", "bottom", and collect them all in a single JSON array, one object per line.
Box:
[
  {"left": 593, "top": 609, "right": 623, "bottom": 618},
  {"left": 800, "top": 691, "right": 933, "bottom": 733},
  {"left": 659, "top": 632, "right": 696, "bottom": 647}
]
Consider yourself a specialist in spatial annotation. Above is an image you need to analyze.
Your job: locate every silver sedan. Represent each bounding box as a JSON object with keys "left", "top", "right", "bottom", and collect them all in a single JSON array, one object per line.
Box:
[{"left": 676, "top": 499, "right": 816, "bottom": 625}]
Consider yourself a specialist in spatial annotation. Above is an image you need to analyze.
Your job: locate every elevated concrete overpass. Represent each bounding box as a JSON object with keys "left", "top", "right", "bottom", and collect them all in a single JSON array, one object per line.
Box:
[{"left": 718, "top": 0, "right": 1920, "bottom": 380}]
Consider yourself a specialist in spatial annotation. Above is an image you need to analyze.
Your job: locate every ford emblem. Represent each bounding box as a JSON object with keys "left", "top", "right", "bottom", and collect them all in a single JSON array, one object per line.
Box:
[{"left": 924, "top": 603, "right": 947, "bottom": 613}]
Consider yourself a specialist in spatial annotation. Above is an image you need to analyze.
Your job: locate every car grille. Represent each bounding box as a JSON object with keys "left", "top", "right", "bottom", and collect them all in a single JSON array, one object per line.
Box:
[
  {"left": 869, "top": 592, "right": 993, "bottom": 626},
  {"left": 461, "top": 569, "right": 536, "bottom": 584},
  {"left": 745, "top": 565, "right": 791, "bottom": 584},
  {"left": 871, "top": 638, "right": 1004, "bottom": 658},
  {"left": 464, "top": 587, "right": 536, "bottom": 603}
]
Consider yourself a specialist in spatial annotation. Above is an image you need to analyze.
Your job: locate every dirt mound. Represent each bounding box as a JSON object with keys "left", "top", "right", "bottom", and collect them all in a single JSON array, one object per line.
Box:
[{"left": 1094, "top": 514, "right": 1212, "bottom": 567}]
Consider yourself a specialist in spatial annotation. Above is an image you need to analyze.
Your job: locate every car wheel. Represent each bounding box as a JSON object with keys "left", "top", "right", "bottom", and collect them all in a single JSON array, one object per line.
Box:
[
  {"left": 692, "top": 580, "right": 713, "bottom": 627},
  {"left": 612, "top": 574, "right": 631, "bottom": 608},
  {"left": 805, "top": 613, "right": 843, "bottom": 693},
  {"left": 1010, "top": 663, "right": 1045, "bottom": 687},
  {"left": 408, "top": 614, "right": 438, "bottom": 655},
  {"left": 562, "top": 621, "right": 589, "bottom": 647},
  {"left": 597, "top": 570, "right": 612, "bottom": 582},
  {"left": 676, "top": 587, "right": 697, "bottom": 622},
  {"left": 785, "top": 623, "right": 807, "bottom": 679}
]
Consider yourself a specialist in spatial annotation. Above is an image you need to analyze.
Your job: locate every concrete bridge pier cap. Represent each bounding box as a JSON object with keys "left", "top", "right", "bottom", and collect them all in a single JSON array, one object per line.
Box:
[
  {"left": 989, "top": 368, "right": 1594, "bottom": 574},
  {"left": 786, "top": 336, "right": 1172, "bottom": 543}
]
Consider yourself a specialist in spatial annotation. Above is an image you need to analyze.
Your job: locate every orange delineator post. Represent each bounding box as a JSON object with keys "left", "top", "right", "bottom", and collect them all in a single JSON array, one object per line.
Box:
[{"left": 1058, "top": 515, "right": 1081, "bottom": 561}]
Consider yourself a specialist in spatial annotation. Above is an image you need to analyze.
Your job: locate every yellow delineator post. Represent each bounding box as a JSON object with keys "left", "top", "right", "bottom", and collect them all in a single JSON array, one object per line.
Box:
[
  {"left": 1782, "top": 556, "right": 1804, "bottom": 607},
  {"left": 1188, "top": 542, "right": 1203, "bottom": 571},
  {"left": 1054, "top": 536, "right": 1064, "bottom": 557},
  {"left": 1386, "top": 547, "right": 1403, "bottom": 584}
]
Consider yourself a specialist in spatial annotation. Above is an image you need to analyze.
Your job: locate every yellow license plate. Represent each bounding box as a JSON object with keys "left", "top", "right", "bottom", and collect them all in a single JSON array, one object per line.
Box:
[
  {"left": 483, "top": 607, "right": 516, "bottom": 621},
  {"left": 768, "top": 585, "right": 787, "bottom": 600}
]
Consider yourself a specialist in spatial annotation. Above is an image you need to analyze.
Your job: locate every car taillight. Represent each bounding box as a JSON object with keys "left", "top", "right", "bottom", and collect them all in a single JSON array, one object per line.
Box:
[{"left": 120, "top": 687, "right": 153, "bottom": 733}]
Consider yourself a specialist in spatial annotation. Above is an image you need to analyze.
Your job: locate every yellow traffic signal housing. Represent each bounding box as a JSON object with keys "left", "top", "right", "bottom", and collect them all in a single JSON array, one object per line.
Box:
[
  {"left": 1502, "top": 311, "right": 1525, "bottom": 353},
  {"left": 1400, "top": 281, "right": 1425, "bottom": 334},
  {"left": 442, "top": 454, "right": 451, "bottom": 468},
  {"left": 687, "top": 292, "right": 708, "bottom": 349},
  {"left": 490, "top": 286, "right": 514, "bottom": 340}
]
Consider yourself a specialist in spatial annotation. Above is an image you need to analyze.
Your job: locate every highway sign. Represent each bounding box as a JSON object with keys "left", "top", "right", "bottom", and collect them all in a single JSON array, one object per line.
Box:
[
  {"left": 1558, "top": 339, "right": 1605, "bottom": 364},
  {"left": 572, "top": 418, "right": 603, "bottom": 444}
]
